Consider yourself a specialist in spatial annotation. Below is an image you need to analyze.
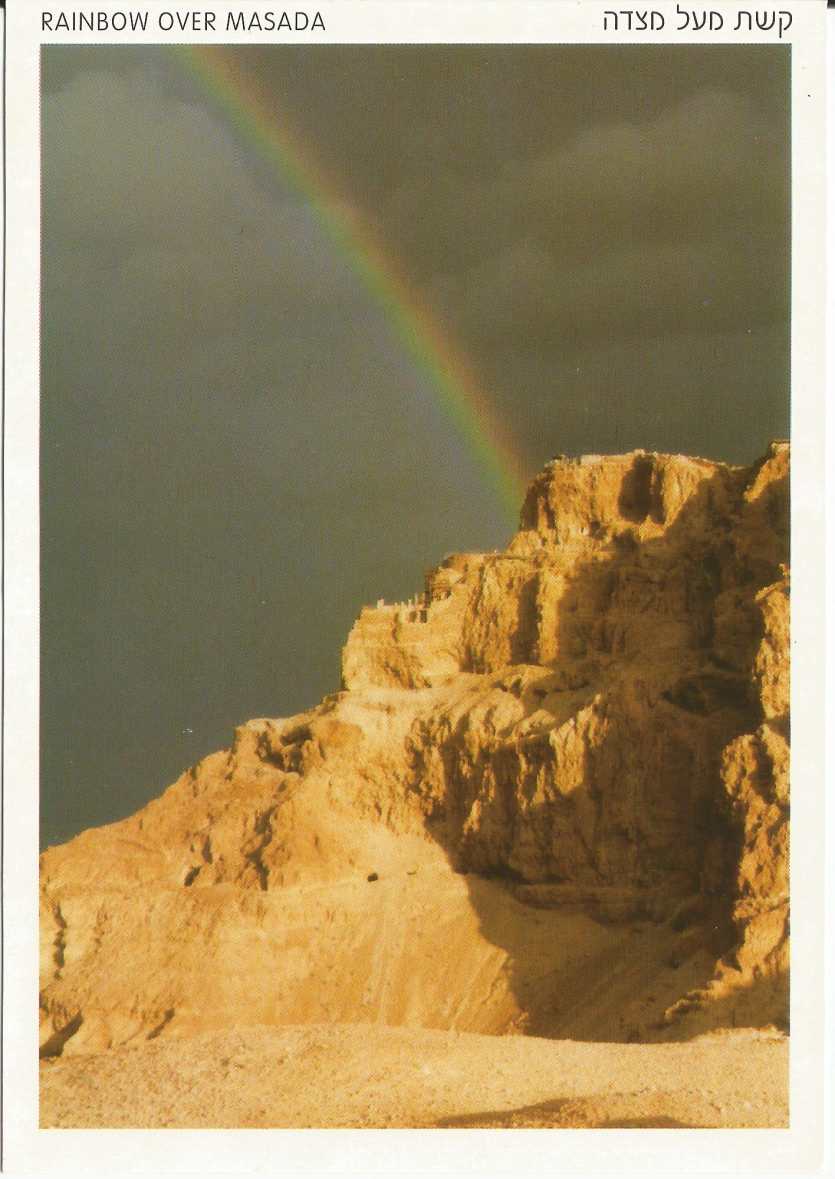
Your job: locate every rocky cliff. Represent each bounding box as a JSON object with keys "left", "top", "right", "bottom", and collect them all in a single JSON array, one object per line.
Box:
[{"left": 39, "top": 444, "right": 789, "bottom": 1059}]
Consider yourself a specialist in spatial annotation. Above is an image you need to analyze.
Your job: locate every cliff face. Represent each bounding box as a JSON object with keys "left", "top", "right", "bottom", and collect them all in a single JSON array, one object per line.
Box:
[{"left": 39, "top": 445, "right": 789, "bottom": 1057}]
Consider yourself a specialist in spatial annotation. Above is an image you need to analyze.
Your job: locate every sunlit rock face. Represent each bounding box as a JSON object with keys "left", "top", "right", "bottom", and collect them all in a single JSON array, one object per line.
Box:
[{"left": 40, "top": 444, "right": 789, "bottom": 1058}]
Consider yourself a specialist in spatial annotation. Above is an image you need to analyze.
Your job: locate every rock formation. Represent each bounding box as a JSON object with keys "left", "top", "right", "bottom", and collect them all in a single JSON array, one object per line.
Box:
[{"left": 39, "top": 444, "right": 789, "bottom": 1067}]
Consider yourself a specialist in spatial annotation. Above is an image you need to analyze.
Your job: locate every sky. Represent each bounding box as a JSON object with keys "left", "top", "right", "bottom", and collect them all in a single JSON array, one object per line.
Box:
[{"left": 40, "top": 45, "right": 790, "bottom": 848}]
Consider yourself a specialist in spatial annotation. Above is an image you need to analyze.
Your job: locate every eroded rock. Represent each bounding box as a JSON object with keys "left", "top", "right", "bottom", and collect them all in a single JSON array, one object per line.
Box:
[{"left": 39, "top": 445, "right": 789, "bottom": 1051}]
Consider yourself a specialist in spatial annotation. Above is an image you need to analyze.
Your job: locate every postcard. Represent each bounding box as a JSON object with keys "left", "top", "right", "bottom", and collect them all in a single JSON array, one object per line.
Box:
[{"left": 2, "top": 1, "right": 830, "bottom": 1174}]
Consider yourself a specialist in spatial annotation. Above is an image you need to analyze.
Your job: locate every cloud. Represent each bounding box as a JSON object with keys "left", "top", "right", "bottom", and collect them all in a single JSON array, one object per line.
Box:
[
  {"left": 387, "top": 87, "right": 787, "bottom": 353},
  {"left": 42, "top": 62, "right": 788, "bottom": 394},
  {"left": 42, "top": 66, "right": 368, "bottom": 350}
]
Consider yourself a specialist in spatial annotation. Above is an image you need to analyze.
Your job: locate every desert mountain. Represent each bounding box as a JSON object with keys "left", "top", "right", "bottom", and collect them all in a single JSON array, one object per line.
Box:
[{"left": 39, "top": 444, "right": 789, "bottom": 1127}]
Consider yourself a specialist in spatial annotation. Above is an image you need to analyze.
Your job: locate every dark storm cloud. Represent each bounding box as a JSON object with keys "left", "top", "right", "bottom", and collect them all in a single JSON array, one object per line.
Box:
[
  {"left": 40, "top": 45, "right": 789, "bottom": 847},
  {"left": 213, "top": 44, "right": 789, "bottom": 460},
  {"left": 420, "top": 88, "right": 785, "bottom": 343},
  {"left": 359, "top": 84, "right": 787, "bottom": 460},
  {"left": 44, "top": 49, "right": 789, "bottom": 408}
]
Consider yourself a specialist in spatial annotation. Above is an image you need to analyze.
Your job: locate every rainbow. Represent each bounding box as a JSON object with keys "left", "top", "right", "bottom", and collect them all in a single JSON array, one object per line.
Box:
[{"left": 170, "top": 44, "right": 529, "bottom": 523}]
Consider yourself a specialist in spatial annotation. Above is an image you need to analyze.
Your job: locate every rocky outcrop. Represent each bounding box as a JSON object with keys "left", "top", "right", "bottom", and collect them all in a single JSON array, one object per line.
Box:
[{"left": 39, "top": 444, "right": 789, "bottom": 1056}]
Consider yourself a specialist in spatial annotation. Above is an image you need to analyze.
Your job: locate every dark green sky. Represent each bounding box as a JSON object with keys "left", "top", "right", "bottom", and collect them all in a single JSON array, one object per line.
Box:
[{"left": 41, "top": 45, "right": 789, "bottom": 848}]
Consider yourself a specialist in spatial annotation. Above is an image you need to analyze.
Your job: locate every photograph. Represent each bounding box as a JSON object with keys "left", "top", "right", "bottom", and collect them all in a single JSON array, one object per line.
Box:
[{"left": 33, "top": 38, "right": 798, "bottom": 1133}]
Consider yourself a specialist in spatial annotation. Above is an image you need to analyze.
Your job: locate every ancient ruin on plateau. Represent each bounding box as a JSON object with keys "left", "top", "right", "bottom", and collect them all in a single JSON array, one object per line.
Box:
[{"left": 40, "top": 443, "right": 789, "bottom": 1128}]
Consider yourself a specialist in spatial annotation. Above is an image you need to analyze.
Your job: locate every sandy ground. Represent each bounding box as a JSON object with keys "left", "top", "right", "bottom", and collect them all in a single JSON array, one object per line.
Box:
[{"left": 40, "top": 1023, "right": 787, "bottom": 1129}]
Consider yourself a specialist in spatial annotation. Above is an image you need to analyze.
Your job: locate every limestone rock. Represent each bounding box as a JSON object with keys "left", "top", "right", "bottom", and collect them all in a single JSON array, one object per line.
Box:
[{"left": 39, "top": 445, "right": 790, "bottom": 1058}]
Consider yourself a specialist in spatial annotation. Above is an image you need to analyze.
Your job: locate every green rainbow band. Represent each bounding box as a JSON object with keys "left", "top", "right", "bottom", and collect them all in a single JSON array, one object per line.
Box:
[{"left": 170, "top": 44, "right": 528, "bottom": 523}]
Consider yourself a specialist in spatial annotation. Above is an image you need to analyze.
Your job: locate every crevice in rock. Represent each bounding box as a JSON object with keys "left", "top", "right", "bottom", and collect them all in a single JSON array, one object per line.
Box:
[
  {"left": 146, "top": 1008, "right": 175, "bottom": 1040},
  {"left": 40, "top": 1011, "right": 83, "bottom": 1060},
  {"left": 51, "top": 902, "right": 67, "bottom": 978},
  {"left": 243, "top": 804, "right": 278, "bottom": 890}
]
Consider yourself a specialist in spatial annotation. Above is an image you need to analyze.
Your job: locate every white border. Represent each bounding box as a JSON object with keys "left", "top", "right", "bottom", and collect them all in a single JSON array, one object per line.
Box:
[
  {"left": 3, "top": 1, "right": 829, "bottom": 1174},
  {"left": 823, "top": 7, "right": 834, "bottom": 1177}
]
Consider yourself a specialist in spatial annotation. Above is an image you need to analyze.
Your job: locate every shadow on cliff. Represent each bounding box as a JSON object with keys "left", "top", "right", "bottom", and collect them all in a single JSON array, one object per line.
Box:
[{"left": 419, "top": 455, "right": 788, "bottom": 1043}]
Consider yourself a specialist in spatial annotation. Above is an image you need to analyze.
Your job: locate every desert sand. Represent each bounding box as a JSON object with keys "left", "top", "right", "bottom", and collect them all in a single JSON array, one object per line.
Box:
[
  {"left": 41, "top": 1024, "right": 787, "bottom": 1129},
  {"left": 39, "top": 446, "right": 789, "bottom": 1128}
]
